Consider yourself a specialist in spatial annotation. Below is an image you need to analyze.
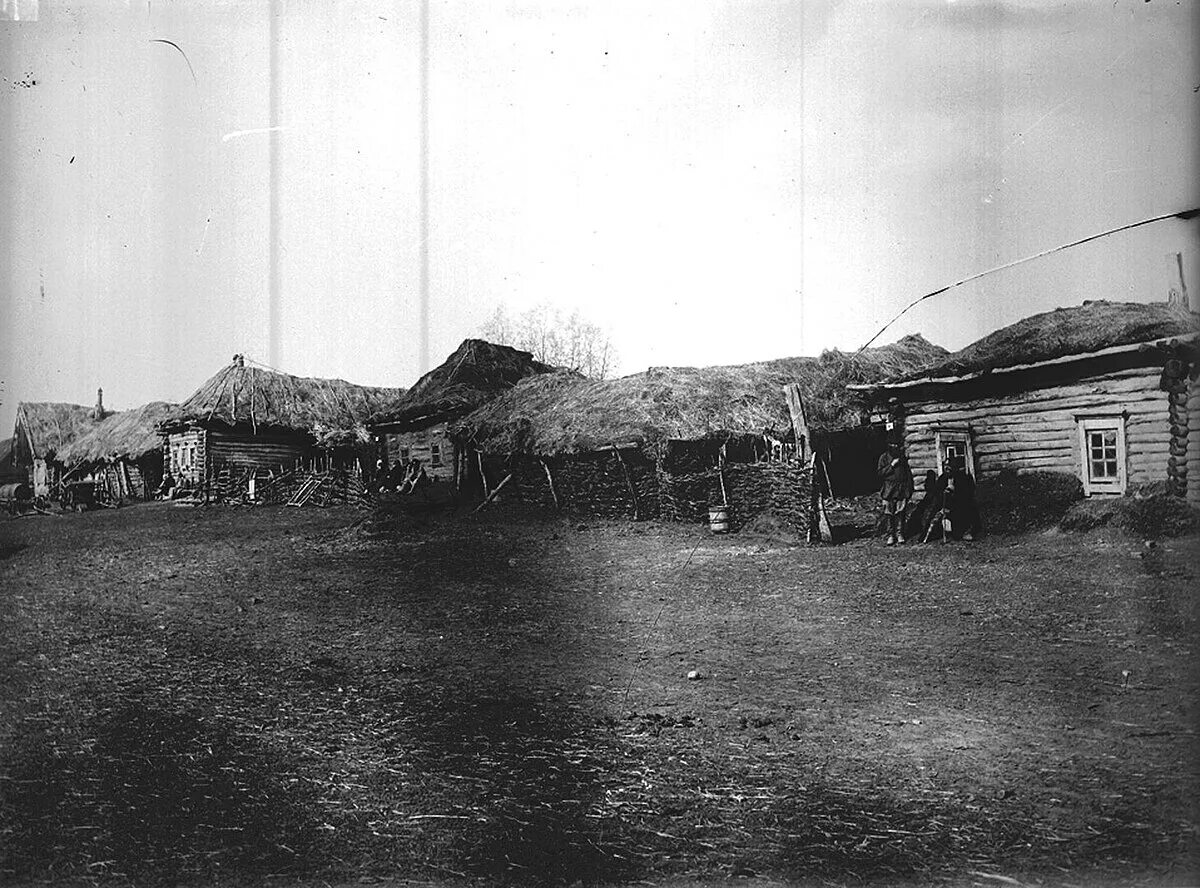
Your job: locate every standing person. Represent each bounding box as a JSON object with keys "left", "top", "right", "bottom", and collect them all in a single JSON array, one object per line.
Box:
[
  {"left": 941, "top": 456, "right": 981, "bottom": 541},
  {"left": 877, "top": 439, "right": 914, "bottom": 546}
]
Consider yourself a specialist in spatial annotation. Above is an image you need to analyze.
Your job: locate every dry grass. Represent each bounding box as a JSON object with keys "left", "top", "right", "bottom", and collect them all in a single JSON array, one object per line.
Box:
[
  {"left": 370, "top": 339, "right": 554, "bottom": 431},
  {"left": 58, "top": 402, "right": 176, "bottom": 466},
  {"left": 166, "top": 361, "right": 402, "bottom": 446},
  {"left": 13, "top": 402, "right": 99, "bottom": 461},
  {"left": 896, "top": 300, "right": 1197, "bottom": 382},
  {"left": 455, "top": 335, "right": 946, "bottom": 456}
]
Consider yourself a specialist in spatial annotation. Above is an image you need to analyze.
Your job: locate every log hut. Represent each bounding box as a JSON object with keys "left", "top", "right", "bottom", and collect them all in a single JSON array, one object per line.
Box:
[
  {"left": 160, "top": 355, "right": 402, "bottom": 499},
  {"left": 11, "top": 392, "right": 106, "bottom": 499},
  {"left": 852, "top": 300, "right": 1199, "bottom": 502},
  {"left": 58, "top": 401, "right": 176, "bottom": 502},
  {"left": 452, "top": 335, "right": 946, "bottom": 532},
  {"left": 368, "top": 339, "right": 554, "bottom": 488}
]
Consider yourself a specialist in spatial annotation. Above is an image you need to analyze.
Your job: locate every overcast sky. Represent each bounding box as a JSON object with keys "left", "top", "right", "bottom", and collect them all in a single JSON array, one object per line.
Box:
[{"left": 1, "top": 0, "right": 1197, "bottom": 436}]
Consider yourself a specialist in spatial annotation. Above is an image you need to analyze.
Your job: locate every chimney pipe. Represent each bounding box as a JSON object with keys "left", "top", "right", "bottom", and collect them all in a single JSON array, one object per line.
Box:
[
  {"left": 94, "top": 387, "right": 104, "bottom": 420},
  {"left": 1167, "top": 252, "right": 1189, "bottom": 309},
  {"left": 233, "top": 354, "right": 245, "bottom": 368}
]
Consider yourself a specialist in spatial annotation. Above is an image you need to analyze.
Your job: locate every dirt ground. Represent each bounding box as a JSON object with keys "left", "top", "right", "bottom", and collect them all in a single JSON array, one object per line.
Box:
[{"left": 1, "top": 501, "right": 1197, "bottom": 888}]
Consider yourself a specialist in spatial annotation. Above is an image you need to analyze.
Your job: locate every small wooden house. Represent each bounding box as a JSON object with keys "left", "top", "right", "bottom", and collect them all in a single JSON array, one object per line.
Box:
[
  {"left": 369, "top": 339, "right": 554, "bottom": 486},
  {"left": 452, "top": 335, "right": 947, "bottom": 530},
  {"left": 58, "top": 401, "right": 176, "bottom": 502},
  {"left": 161, "top": 355, "right": 402, "bottom": 495},
  {"left": 853, "top": 301, "right": 1199, "bottom": 501},
  {"left": 11, "top": 394, "right": 106, "bottom": 498}
]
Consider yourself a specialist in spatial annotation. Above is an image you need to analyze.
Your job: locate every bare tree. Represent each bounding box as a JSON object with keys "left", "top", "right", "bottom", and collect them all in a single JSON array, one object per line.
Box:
[{"left": 479, "top": 303, "right": 618, "bottom": 379}]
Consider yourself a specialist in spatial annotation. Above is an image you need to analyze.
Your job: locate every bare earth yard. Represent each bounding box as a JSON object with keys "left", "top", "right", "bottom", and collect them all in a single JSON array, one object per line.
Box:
[{"left": 1, "top": 503, "right": 1197, "bottom": 887}]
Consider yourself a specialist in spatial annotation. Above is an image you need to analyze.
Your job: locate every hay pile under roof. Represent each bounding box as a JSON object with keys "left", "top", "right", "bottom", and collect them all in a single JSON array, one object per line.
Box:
[
  {"left": 165, "top": 358, "right": 402, "bottom": 445},
  {"left": 13, "top": 402, "right": 99, "bottom": 461},
  {"left": 891, "top": 300, "right": 1197, "bottom": 383},
  {"left": 59, "top": 401, "right": 176, "bottom": 465},
  {"left": 455, "top": 334, "right": 946, "bottom": 456},
  {"left": 371, "top": 338, "right": 555, "bottom": 430}
]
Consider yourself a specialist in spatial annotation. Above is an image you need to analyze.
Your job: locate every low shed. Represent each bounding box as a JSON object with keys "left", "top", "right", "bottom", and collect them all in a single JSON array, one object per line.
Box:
[
  {"left": 58, "top": 401, "right": 176, "bottom": 502},
  {"left": 853, "top": 301, "right": 1199, "bottom": 501},
  {"left": 453, "top": 335, "right": 946, "bottom": 531}
]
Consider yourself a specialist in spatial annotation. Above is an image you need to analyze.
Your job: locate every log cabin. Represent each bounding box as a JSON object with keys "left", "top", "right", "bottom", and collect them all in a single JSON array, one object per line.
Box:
[
  {"left": 11, "top": 392, "right": 106, "bottom": 498},
  {"left": 452, "top": 335, "right": 947, "bottom": 531},
  {"left": 851, "top": 300, "right": 1199, "bottom": 502},
  {"left": 368, "top": 339, "right": 553, "bottom": 488},
  {"left": 58, "top": 401, "right": 176, "bottom": 502},
  {"left": 160, "top": 355, "right": 401, "bottom": 495}
]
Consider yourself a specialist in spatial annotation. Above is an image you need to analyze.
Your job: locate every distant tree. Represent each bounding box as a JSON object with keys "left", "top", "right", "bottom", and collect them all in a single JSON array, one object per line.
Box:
[{"left": 479, "top": 303, "right": 618, "bottom": 379}]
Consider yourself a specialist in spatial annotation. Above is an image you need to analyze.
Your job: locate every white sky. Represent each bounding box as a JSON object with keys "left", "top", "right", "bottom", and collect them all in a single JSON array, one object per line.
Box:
[{"left": 1, "top": 0, "right": 1198, "bottom": 435}]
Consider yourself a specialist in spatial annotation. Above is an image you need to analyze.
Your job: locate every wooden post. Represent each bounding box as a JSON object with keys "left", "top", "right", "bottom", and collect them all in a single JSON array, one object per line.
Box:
[
  {"left": 808, "top": 451, "right": 833, "bottom": 543},
  {"left": 541, "top": 459, "right": 561, "bottom": 510},
  {"left": 717, "top": 443, "right": 729, "bottom": 506},
  {"left": 783, "top": 383, "right": 809, "bottom": 463},
  {"left": 612, "top": 447, "right": 640, "bottom": 520},
  {"left": 476, "top": 450, "right": 489, "bottom": 498}
]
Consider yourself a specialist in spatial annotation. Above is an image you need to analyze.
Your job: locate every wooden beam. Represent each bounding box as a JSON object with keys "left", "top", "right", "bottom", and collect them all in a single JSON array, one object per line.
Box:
[
  {"left": 541, "top": 459, "right": 561, "bottom": 510},
  {"left": 476, "top": 450, "right": 489, "bottom": 498},
  {"left": 783, "top": 383, "right": 809, "bottom": 462},
  {"left": 612, "top": 447, "right": 640, "bottom": 520},
  {"left": 473, "top": 472, "right": 513, "bottom": 512}
]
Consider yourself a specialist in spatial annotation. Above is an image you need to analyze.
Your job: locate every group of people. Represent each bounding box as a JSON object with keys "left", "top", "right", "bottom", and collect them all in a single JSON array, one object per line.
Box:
[
  {"left": 877, "top": 440, "right": 980, "bottom": 546},
  {"left": 375, "top": 457, "right": 432, "bottom": 497}
]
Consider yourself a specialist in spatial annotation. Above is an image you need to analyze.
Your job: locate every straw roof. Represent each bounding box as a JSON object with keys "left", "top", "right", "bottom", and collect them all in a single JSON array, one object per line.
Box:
[
  {"left": 454, "top": 334, "right": 947, "bottom": 456},
  {"left": 165, "top": 358, "right": 402, "bottom": 446},
  {"left": 888, "top": 300, "right": 1197, "bottom": 384},
  {"left": 13, "top": 402, "right": 99, "bottom": 462},
  {"left": 58, "top": 401, "right": 176, "bottom": 466},
  {"left": 371, "top": 339, "right": 555, "bottom": 430}
]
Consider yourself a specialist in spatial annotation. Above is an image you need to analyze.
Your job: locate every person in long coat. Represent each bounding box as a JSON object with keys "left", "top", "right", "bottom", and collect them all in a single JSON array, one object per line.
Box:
[{"left": 877, "top": 439, "right": 915, "bottom": 545}]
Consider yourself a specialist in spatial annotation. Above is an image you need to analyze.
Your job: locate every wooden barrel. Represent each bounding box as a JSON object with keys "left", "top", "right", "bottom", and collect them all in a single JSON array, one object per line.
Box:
[
  {"left": 0, "top": 482, "right": 31, "bottom": 503},
  {"left": 708, "top": 505, "right": 729, "bottom": 534}
]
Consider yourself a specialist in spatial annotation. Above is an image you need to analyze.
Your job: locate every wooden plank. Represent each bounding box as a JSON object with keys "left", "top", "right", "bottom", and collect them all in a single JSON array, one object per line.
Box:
[{"left": 783, "top": 383, "right": 809, "bottom": 461}]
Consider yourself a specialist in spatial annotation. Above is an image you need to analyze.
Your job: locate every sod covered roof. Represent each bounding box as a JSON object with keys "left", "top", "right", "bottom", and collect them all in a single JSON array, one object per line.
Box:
[
  {"left": 59, "top": 401, "right": 176, "bottom": 465},
  {"left": 454, "top": 334, "right": 947, "bottom": 456},
  {"left": 885, "top": 300, "right": 1197, "bottom": 385},
  {"left": 371, "top": 339, "right": 555, "bottom": 430}
]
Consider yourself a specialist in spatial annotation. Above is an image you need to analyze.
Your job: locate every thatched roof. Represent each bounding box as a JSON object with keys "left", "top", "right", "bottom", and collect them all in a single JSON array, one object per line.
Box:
[
  {"left": 371, "top": 339, "right": 555, "bottom": 430},
  {"left": 165, "top": 357, "right": 403, "bottom": 446},
  {"left": 887, "top": 301, "right": 1197, "bottom": 384},
  {"left": 454, "top": 334, "right": 947, "bottom": 456},
  {"left": 13, "top": 402, "right": 99, "bottom": 462},
  {"left": 58, "top": 401, "right": 176, "bottom": 465}
]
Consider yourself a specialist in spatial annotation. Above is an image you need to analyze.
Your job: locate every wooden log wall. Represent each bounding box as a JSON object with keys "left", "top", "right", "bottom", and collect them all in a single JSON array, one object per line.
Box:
[
  {"left": 1162, "top": 360, "right": 1190, "bottom": 497},
  {"left": 207, "top": 428, "right": 310, "bottom": 475},
  {"left": 383, "top": 422, "right": 455, "bottom": 482},
  {"left": 901, "top": 366, "right": 1171, "bottom": 494},
  {"left": 167, "top": 429, "right": 207, "bottom": 487}
]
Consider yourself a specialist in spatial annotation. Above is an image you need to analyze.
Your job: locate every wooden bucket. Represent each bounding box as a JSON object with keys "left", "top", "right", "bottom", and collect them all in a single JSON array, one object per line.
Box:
[{"left": 708, "top": 505, "right": 729, "bottom": 534}]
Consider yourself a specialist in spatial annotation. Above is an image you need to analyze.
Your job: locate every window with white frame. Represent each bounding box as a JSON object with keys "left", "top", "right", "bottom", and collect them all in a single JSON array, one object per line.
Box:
[{"left": 1077, "top": 415, "right": 1126, "bottom": 495}]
